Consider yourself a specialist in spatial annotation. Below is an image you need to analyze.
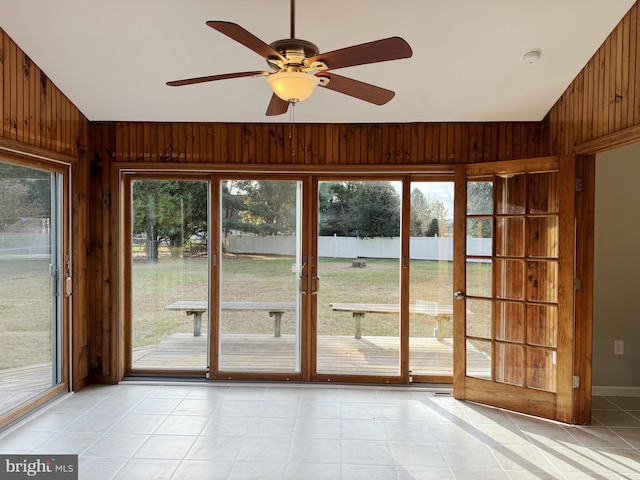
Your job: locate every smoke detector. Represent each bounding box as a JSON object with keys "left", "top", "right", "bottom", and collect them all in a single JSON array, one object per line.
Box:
[{"left": 522, "top": 49, "right": 542, "bottom": 64}]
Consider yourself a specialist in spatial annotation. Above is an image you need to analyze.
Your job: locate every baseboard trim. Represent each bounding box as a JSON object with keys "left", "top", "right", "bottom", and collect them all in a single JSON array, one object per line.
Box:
[{"left": 592, "top": 385, "right": 640, "bottom": 397}]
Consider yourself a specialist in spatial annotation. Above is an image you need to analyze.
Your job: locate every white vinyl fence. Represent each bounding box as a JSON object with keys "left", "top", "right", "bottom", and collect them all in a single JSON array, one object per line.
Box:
[{"left": 228, "top": 235, "right": 491, "bottom": 260}]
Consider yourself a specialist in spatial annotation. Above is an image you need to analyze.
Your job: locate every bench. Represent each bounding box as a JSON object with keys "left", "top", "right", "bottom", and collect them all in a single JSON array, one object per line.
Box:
[
  {"left": 329, "top": 301, "right": 469, "bottom": 341},
  {"left": 164, "top": 300, "right": 296, "bottom": 337}
]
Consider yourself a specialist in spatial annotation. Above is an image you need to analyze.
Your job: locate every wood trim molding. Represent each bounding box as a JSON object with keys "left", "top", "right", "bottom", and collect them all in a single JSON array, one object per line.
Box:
[
  {"left": 0, "top": 136, "right": 78, "bottom": 166},
  {"left": 574, "top": 124, "right": 640, "bottom": 155}
]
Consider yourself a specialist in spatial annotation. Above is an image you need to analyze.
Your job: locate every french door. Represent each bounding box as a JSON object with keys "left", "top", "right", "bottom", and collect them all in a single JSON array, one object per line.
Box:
[{"left": 453, "top": 156, "right": 576, "bottom": 422}]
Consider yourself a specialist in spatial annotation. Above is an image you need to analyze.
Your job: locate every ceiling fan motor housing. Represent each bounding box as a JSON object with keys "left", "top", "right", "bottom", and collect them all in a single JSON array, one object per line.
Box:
[{"left": 268, "top": 38, "right": 320, "bottom": 70}]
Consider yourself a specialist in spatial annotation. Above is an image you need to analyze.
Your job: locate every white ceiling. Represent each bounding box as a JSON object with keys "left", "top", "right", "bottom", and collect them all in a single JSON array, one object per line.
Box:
[{"left": 1, "top": 0, "right": 635, "bottom": 124}]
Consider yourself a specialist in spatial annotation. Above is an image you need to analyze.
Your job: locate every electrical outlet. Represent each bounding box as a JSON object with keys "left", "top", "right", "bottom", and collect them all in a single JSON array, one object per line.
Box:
[{"left": 614, "top": 340, "right": 624, "bottom": 355}]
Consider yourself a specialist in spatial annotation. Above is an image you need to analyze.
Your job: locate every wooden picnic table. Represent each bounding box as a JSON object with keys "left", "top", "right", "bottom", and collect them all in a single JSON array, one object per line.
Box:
[
  {"left": 164, "top": 300, "right": 296, "bottom": 337},
  {"left": 329, "top": 302, "right": 468, "bottom": 340}
]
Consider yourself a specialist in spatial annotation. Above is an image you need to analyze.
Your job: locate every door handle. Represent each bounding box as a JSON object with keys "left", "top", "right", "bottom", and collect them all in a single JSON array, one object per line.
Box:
[
  {"left": 299, "top": 275, "right": 307, "bottom": 295},
  {"left": 454, "top": 291, "right": 465, "bottom": 300},
  {"left": 312, "top": 275, "right": 320, "bottom": 295}
]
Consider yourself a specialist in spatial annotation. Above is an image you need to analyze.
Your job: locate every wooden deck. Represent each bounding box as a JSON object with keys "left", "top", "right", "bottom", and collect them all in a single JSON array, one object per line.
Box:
[
  {"left": 132, "top": 333, "right": 489, "bottom": 376},
  {"left": 0, "top": 363, "right": 53, "bottom": 415}
]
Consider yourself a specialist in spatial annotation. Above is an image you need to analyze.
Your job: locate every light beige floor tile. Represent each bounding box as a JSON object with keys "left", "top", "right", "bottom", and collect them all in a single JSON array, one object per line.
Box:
[
  {"left": 342, "top": 463, "right": 398, "bottom": 480},
  {"left": 611, "top": 426, "right": 640, "bottom": 448},
  {"left": 133, "top": 434, "right": 196, "bottom": 459},
  {"left": 32, "top": 431, "right": 102, "bottom": 455},
  {"left": 287, "top": 438, "right": 341, "bottom": 464},
  {"left": 489, "top": 444, "right": 558, "bottom": 473},
  {"left": 297, "top": 401, "right": 340, "bottom": 419},
  {"left": 339, "top": 402, "right": 383, "bottom": 420},
  {"left": 113, "top": 458, "right": 179, "bottom": 480},
  {"left": 450, "top": 469, "right": 510, "bottom": 480},
  {"left": 285, "top": 462, "right": 341, "bottom": 480},
  {"left": 384, "top": 420, "right": 434, "bottom": 442},
  {"left": 0, "top": 429, "right": 53, "bottom": 453},
  {"left": 255, "top": 400, "right": 299, "bottom": 418},
  {"left": 130, "top": 397, "right": 181, "bottom": 415},
  {"left": 244, "top": 416, "right": 297, "bottom": 438},
  {"left": 340, "top": 418, "right": 387, "bottom": 440},
  {"left": 236, "top": 437, "right": 292, "bottom": 463},
  {"left": 154, "top": 414, "right": 210, "bottom": 435},
  {"left": 589, "top": 447, "right": 640, "bottom": 475},
  {"left": 200, "top": 415, "right": 254, "bottom": 436},
  {"left": 185, "top": 434, "right": 244, "bottom": 461},
  {"left": 79, "top": 456, "right": 128, "bottom": 480},
  {"left": 300, "top": 387, "right": 340, "bottom": 402},
  {"left": 380, "top": 404, "right": 429, "bottom": 422},
  {"left": 340, "top": 439, "right": 394, "bottom": 466},
  {"left": 439, "top": 443, "right": 501, "bottom": 470},
  {"left": 21, "top": 411, "right": 80, "bottom": 432},
  {"left": 227, "top": 460, "right": 287, "bottom": 480},
  {"left": 171, "top": 459, "right": 234, "bottom": 480},
  {"left": 339, "top": 388, "right": 379, "bottom": 403},
  {"left": 172, "top": 398, "right": 220, "bottom": 415},
  {"left": 82, "top": 433, "right": 149, "bottom": 458},
  {"left": 107, "top": 413, "right": 167, "bottom": 434},
  {"left": 607, "top": 396, "right": 640, "bottom": 410},
  {"left": 566, "top": 425, "right": 634, "bottom": 448},
  {"left": 389, "top": 440, "right": 448, "bottom": 468},
  {"left": 592, "top": 409, "right": 640, "bottom": 427},
  {"left": 294, "top": 417, "right": 340, "bottom": 439},
  {"left": 396, "top": 466, "right": 453, "bottom": 480},
  {"left": 63, "top": 412, "right": 126, "bottom": 433},
  {"left": 215, "top": 399, "right": 262, "bottom": 417},
  {"left": 538, "top": 445, "right": 610, "bottom": 474}
]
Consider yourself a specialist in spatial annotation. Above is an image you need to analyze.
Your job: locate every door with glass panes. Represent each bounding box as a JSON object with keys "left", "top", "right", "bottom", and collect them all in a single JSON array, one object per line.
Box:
[{"left": 453, "top": 157, "right": 576, "bottom": 422}]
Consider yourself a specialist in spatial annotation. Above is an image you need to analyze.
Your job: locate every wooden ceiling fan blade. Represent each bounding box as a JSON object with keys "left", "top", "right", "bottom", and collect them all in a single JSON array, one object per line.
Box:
[
  {"left": 167, "top": 71, "right": 268, "bottom": 87},
  {"left": 206, "top": 21, "right": 286, "bottom": 62},
  {"left": 266, "top": 94, "right": 290, "bottom": 116},
  {"left": 309, "top": 37, "right": 412, "bottom": 71},
  {"left": 317, "top": 73, "right": 395, "bottom": 105}
]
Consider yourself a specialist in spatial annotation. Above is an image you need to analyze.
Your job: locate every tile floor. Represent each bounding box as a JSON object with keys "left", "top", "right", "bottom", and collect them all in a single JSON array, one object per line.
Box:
[{"left": 0, "top": 383, "right": 639, "bottom": 479}]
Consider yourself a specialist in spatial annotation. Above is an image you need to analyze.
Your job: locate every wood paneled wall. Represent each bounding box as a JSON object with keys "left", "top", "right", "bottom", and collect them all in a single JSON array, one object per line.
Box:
[
  {"left": 0, "top": 28, "right": 91, "bottom": 389},
  {"left": 91, "top": 121, "right": 546, "bottom": 166},
  {"left": 1, "top": 29, "right": 88, "bottom": 155},
  {"left": 547, "top": 3, "right": 640, "bottom": 155}
]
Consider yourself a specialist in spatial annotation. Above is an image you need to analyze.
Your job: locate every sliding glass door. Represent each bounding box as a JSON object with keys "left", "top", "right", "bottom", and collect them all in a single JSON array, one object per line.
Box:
[
  {"left": 130, "top": 179, "right": 209, "bottom": 372},
  {"left": 0, "top": 160, "right": 63, "bottom": 415},
  {"left": 315, "top": 180, "right": 402, "bottom": 378},
  {"left": 217, "top": 179, "right": 302, "bottom": 374},
  {"left": 409, "top": 181, "right": 455, "bottom": 380}
]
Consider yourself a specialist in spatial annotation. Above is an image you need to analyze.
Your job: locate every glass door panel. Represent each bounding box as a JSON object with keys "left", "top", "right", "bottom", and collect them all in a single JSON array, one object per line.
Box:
[
  {"left": 0, "top": 161, "right": 62, "bottom": 414},
  {"left": 218, "top": 180, "right": 301, "bottom": 373},
  {"left": 316, "top": 181, "right": 402, "bottom": 377},
  {"left": 408, "top": 181, "right": 454, "bottom": 378},
  {"left": 454, "top": 157, "right": 574, "bottom": 421},
  {"left": 131, "top": 179, "right": 209, "bottom": 371}
]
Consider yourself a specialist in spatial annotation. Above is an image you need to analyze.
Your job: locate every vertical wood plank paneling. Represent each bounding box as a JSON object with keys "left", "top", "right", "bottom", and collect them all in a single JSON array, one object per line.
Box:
[
  {"left": 3, "top": 32, "right": 11, "bottom": 138},
  {"left": 628, "top": 5, "right": 637, "bottom": 127},
  {"left": 619, "top": 13, "right": 629, "bottom": 131},
  {"left": 9, "top": 39, "right": 17, "bottom": 140},
  {"left": 547, "top": 3, "right": 640, "bottom": 154}
]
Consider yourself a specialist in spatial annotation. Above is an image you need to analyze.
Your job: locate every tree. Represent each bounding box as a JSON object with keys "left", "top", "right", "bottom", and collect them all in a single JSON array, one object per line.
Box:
[
  {"left": 410, "top": 188, "right": 449, "bottom": 237},
  {"left": 350, "top": 182, "right": 401, "bottom": 238},
  {"left": 318, "top": 182, "right": 359, "bottom": 236},
  {"left": 0, "top": 163, "right": 50, "bottom": 232},
  {"left": 467, "top": 181, "right": 493, "bottom": 238},
  {"left": 221, "top": 180, "right": 298, "bottom": 251},
  {"left": 132, "top": 180, "right": 207, "bottom": 261}
]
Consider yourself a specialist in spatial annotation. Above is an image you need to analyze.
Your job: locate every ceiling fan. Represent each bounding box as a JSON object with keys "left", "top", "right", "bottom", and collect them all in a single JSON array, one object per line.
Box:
[{"left": 166, "top": 0, "right": 413, "bottom": 116}]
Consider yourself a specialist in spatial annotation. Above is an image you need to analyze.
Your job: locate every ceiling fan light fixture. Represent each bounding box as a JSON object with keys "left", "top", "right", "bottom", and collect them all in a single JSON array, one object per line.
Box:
[{"left": 267, "top": 71, "right": 320, "bottom": 102}]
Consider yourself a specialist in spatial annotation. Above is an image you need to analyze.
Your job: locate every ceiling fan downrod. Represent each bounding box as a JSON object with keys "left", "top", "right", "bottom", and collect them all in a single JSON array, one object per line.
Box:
[{"left": 290, "top": 0, "right": 295, "bottom": 39}]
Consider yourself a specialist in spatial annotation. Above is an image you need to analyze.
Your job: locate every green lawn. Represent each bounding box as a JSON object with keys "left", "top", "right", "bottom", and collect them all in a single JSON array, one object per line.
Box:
[
  {"left": 130, "top": 254, "right": 481, "bottom": 346},
  {"left": 0, "top": 256, "right": 53, "bottom": 369},
  {"left": 0, "top": 252, "right": 490, "bottom": 368}
]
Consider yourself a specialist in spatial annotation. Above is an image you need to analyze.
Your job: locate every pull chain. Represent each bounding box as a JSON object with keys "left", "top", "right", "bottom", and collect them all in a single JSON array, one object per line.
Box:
[{"left": 289, "top": 100, "right": 296, "bottom": 159}]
